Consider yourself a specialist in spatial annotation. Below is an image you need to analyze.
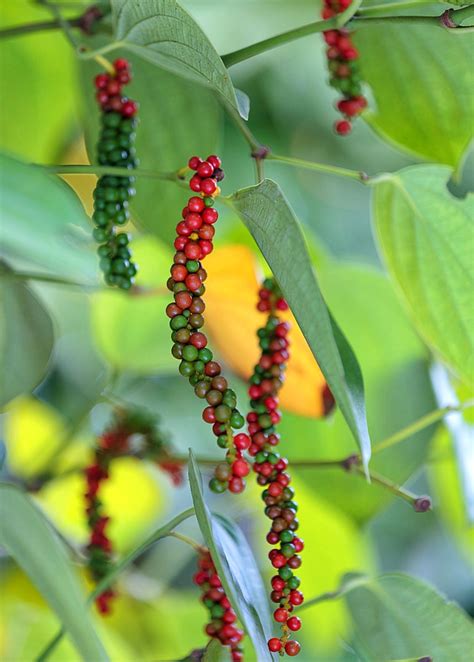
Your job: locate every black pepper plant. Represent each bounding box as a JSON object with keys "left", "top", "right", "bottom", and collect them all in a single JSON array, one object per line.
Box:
[{"left": 0, "top": 1, "right": 473, "bottom": 662}]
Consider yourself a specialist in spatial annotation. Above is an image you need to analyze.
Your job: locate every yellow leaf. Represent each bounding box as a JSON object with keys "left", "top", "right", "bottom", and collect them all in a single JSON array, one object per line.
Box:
[
  {"left": 4, "top": 397, "right": 65, "bottom": 478},
  {"left": 38, "top": 458, "right": 165, "bottom": 553},
  {"left": 60, "top": 136, "right": 96, "bottom": 216},
  {"left": 204, "top": 244, "right": 331, "bottom": 417}
]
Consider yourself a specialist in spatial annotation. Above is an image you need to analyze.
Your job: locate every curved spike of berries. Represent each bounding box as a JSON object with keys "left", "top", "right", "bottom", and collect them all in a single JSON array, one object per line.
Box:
[
  {"left": 84, "top": 407, "right": 183, "bottom": 613},
  {"left": 167, "top": 156, "right": 251, "bottom": 494},
  {"left": 321, "top": 1, "right": 368, "bottom": 135},
  {"left": 194, "top": 549, "right": 244, "bottom": 661},
  {"left": 92, "top": 58, "right": 139, "bottom": 289},
  {"left": 248, "top": 279, "right": 303, "bottom": 656}
]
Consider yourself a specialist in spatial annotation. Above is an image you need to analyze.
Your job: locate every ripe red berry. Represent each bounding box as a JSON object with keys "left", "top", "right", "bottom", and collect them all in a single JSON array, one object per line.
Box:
[
  {"left": 268, "top": 638, "right": 282, "bottom": 652},
  {"left": 122, "top": 100, "right": 138, "bottom": 117},
  {"left": 185, "top": 273, "right": 202, "bottom": 291},
  {"left": 285, "top": 640, "right": 301, "bottom": 656},
  {"left": 95, "top": 73, "right": 109, "bottom": 89},
  {"left": 114, "top": 58, "right": 129, "bottom": 71},
  {"left": 229, "top": 477, "right": 245, "bottom": 493},
  {"left": 287, "top": 616, "right": 301, "bottom": 631},
  {"left": 335, "top": 119, "right": 352, "bottom": 136},
  {"left": 234, "top": 433, "right": 250, "bottom": 451},
  {"left": 207, "top": 154, "right": 221, "bottom": 169},
  {"left": 200, "top": 178, "right": 217, "bottom": 195},
  {"left": 202, "top": 207, "right": 218, "bottom": 224},
  {"left": 202, "top": 407, "right": 216, "bottom": 423},
  {"left": 188, "top": 196, "right": 205, "bottom": 213},
  {"left": 232, "top": 459, "right": 250, "bottom": 477},
  {"left": 171, "top": 264, "right": 187, "bottom": 282},
  {"left": 273, "top": 607, "right": 288, "bottom": 623},
  {"left": 289, "top": 590, "right": 304, "bottom": 606},
  {"left": 188, "top": 156, "right": 202, "bottom": 170},
  {"left": 189, "top": 175, "right": 202, "bottom": 192},
  {"left": 197, "top": 161, "right": 214, "bottom": 178}
]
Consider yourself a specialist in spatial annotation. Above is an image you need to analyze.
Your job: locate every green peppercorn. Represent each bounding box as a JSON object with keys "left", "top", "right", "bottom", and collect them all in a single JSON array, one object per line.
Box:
[
  {"left": 214, "top": 405, "right": 231, "bottom": 423},
  {"left": 209, "top": 478, "right": 227, "bottom": 493},
  {"left": 182, "top": 345, "right": 198, "bottom": 362}
]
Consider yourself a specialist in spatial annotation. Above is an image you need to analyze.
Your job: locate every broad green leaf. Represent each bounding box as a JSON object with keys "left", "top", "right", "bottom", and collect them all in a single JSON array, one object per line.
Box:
[
  {"left": 80, "top": 53, "right": 221, "bottom": 242},
  {"left": 231, "top": 179, "right": 371, "bottom": 469},
  {"left": 0, "top": 483, "right": 108, "bottom": 661},
  {"left": 280, "top": 263, "right": 435, "bottom": 522},
  {"left": 203, "top": 639, "right": 232, "bottom": 662},
  {"left": 342, "top": 573, "right": 474, "bottom": 661},
  {"left": 372, "top": 165, "right": 474, "bottom": 388},
  {"left": 110, "top": 0, "right": 239, "bottom": 113},
  {"left": 0, "top": 272, "right": 54, "bottom": 408},
  {"left": 0, "top": 153, "right": 97, "bottom": 282},
  {"left": 355, "top": 26, "right": 473, "bottom": 168},
  {"left": 0, "top": 4, "right": 77, "bottom": 162},
  {"left": 188, "top": 451, "right": 273, "bottom": 662}
]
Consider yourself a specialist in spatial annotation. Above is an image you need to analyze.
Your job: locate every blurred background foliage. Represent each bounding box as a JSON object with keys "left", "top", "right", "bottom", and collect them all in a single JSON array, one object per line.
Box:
[{"left": 0, "top": 1, "right": 473, "bottom": 661}]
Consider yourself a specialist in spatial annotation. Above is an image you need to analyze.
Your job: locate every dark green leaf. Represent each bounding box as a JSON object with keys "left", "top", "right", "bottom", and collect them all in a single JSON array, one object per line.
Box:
[
  {"left": 188, "top": 450, "right": 274, "bottom": 661},
  {"left": 110, "top": 0, "right": 239, "bottom": 113},
  {"left": 0, "top": 153, "right": 97, "bottom": 282},
  {"left": 372, "top": 165, "right": 474, "bottom": 389},
  {"left": 0, "top": 483, "right": 108, "bottom": 661},
  {"left": 0, "top": 268, "right": 54, "bottom": 407},
  {"left": 231, "top": 179, "right": 371, "bottom": 469},
  {"left": 355, "top": 26, "right": 473, "bottom": 168}
]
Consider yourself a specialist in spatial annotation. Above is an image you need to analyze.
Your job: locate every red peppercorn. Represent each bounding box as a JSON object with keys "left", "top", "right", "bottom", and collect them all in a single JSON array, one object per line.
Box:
[
  {"left": 200, "top": 178, "right": 217, "bottom": 195},
  {"left": 287, "top": 616, "right": 301, "bottom": 631},
  {"left": 188, "top": 156, "right": 202, "bottom": 170},
  {"left": 268, "top": 638, "right": 282, "bottom": 652},
  {"left": 207, "top": 154, "right": 222, "bottom": 169},
  {"left": 114, "top": 58, "right": 129, "bottom": 71},
  {"left": 335, "top": 119, "right": 352, "bottom": 136},
  {"left": 285, "top": 640, "right": 301, "bottom": 656},
  {"left": 229, "top": 477, "right": 245, "bottom": 493},
  {"left": 189, "top": 175, "right": 202, "bottom": 192},
  {"left": 273, "top": 608, "right": 289, "bottom": 623},
  {"left": 232, "top": 459, "right": 250, "bottom": 477}
]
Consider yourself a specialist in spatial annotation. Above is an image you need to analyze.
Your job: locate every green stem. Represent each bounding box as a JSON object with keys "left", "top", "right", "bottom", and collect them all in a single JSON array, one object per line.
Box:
[
  {"left": 169, "top": 531, "right": 204, "bottom": 553},
  {"left": 356, "top": 0, "right": 436, "bottom": 16},
  {"left": 42, "top": 163, "right": 181, "bottom": 181},
  {"left": 35, "top": 508, "right": 195, "bottom": 662},
  {"left": 221, "top": 0, "right": 363, "bottom": 67},
  {"left": 0, "top": 17, "right": 82, "bottom": 39},
  {"left": 372, "top": 402, "right": 473, "bottom": 456},
  {"left": 299, "top": 574, "right": 368, "bottom": 611},
  {"left": 221, "top": 4, "right": 473, "bottom": 67},
  {"left": 39, "top": 0, "right": 80, "bottom": 50},
  {"left": 352, "top": 465, "right": 420, "bottom": 506},
  {"left": 267, "top": 153, "right": 369, "bottom": 183}
]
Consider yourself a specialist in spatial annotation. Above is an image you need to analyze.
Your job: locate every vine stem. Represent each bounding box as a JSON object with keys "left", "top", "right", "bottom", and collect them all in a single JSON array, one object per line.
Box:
[
  {"left": 221, "top": 4, "right": 474, "bottom": 67},
  {"left": 0, "top": 17, "right": 82, "bottom": 39},
  {"left": 267, "top": 153, "right": 369, "bottom": 184},
  {"left": 168, "top": 531, "right": 205, "bottom": 553},
  {"left": 41, "top": 163, "right": 186, "bottom": 183}
]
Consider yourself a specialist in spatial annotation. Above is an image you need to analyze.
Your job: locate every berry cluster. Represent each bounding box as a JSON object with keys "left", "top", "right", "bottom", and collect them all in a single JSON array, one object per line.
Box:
[
  {"left": 92, "top": 58, "right": 139, "bottom": 289},
  {"left": 84, "top": 408, "right": 183, "bottom": 613},
  {"left": 247, "top": 279, "right": 303, "bottom": 657},
  {"left": 321, "top": 0, "right": 368, "bottom": 135},
  {"left": 194, "top": 550, "right": 244, "bottom": 661},
  {"left": 166, "top": 156, "right": 251, "bottom": 494}
]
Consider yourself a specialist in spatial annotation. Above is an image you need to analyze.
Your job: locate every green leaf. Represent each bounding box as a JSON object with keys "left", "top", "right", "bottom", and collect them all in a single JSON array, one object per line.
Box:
[
  {"left": 203, "top": 639, "right": 231, "bottom": 662},
  {"left": 0, "top": 269, "right": 54, "bottom": 407},
  {"left": 188, "top": 450, "right": 273, "bottom": 662},
  {"left": 0, "top": 3, "right": 77, "bottom": 162},
  {"left": 342, "top": 573, "right": 474, "bottom": 661},
  {"left": 355, "top": 26, "right": 473, "bottom": 168},
  {"left": 80, "top": 55, "right": 221, "bottom": 242},
  {"left": 231, "top": 179, "right": 371, "bottom": 469},
  {"left": 0, "top": 483, "right": 108, "bottom": 661},
  {"left": 110, "top": 0, "right": 239, "bottom": 113},
  {"left": 372, "top": 165, "right": 474, "bottom": 388},
  {"left": 281, "top": 262, "right": 435, "bottom": 522},
  {"left": 0, "top": 153, "right": 97, "bottom": 282}
]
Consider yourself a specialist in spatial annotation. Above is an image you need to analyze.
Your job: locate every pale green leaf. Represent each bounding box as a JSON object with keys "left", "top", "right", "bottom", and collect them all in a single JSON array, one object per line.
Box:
[
  {"left": 372, "top": 165, "right": 474, "bottom": 388},
  {"left": 0, "top": 483, "right": 108, "bottom": 661},
  {"left": 0, "top": 270, "right": 54, "bottom": 407},
  {"left": 0, "top": 153, "right": 97, "bottom": 282},
  {"left": 110, "top": 0, "right": 239, "bottom": 112},
  {"left": 355, "top": 26, "right": 473, "bottom": 168},
  {"left": 344, "top": 573, "right": 474, "bottom": 661}
]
